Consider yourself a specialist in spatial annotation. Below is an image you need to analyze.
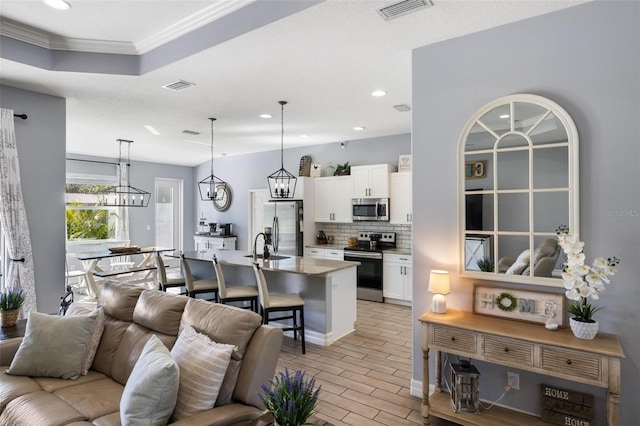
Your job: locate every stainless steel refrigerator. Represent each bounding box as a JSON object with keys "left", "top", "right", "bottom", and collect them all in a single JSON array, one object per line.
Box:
[{"left": 263, "top": 201, "right": 303, "bottom": 256}]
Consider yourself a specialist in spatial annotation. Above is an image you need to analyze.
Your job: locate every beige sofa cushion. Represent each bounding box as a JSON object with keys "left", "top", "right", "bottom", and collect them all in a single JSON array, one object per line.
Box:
[
  {"left": 120, "top": 335, "right": 179, "bottom": 426},
  {"left": 98, "top": 281, "right": 145, "bottom": 321},
  {"left": 0, "top": 391, "right": 86, "bottom": 425},
  {"left": 180, "top": 299, "right": 263, "bottom": 406},
  {"left": 171, "top": 325, "right": 235, "bottom": 420},
  {"left": 54, "top": 377, "right": 123, "bottom": 421},
  {"left": 7, "top": 311, "right": 98, "bottom": 380}
]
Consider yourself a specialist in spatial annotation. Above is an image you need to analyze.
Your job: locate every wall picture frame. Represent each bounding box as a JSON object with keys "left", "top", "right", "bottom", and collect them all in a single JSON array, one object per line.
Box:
[
  {"left": 473, "top": 284, "right": 566, "bottom": 327},
  {"left": 398, "top": 154, "right": 412, "bottom": 172}
]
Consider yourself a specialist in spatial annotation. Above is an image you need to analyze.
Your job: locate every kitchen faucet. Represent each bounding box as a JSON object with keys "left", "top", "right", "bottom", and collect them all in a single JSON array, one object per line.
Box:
[{"left": 253, "top": 233, "right": 266, "bottom": 261}]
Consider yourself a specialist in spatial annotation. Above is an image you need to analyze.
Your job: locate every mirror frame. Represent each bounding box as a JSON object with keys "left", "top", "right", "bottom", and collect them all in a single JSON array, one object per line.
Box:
[{"left": 458, "top": 94, "right": 579, "bottom": 287}]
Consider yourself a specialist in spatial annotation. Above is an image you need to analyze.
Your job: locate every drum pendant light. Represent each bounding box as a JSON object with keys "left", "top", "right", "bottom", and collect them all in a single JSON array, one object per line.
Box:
[
  {"left": 267, "top": 101, "right": 297, "bottom": 198},
  {"left": 99, "top": 139, "right": 151, "bottom": 207},
  {"left": 198, "top": 118, "right": 229, "bottom": 202}
]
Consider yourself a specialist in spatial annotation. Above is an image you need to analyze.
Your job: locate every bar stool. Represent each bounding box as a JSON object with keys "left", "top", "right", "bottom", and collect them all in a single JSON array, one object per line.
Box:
[
  {"left": 155, "top": 251, "right": 186, "bottom": 293},
  {"left": 180, "top": 254, "right": 218, "bottom": 302},
  {"left": 252, "top": 263, "right": 305, "bottom": 354},
  {"left": 212, "top": 255, "right": 259, "bottom": 312}
]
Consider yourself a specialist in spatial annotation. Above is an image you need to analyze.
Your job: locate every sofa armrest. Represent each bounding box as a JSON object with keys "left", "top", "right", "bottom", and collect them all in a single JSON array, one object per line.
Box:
[
  {"left": 168, "top": 403, "right": 265, "bottom": 426},
  {"left": 0, "top": 337, "right": 23, "bottom": 366},
  {"left": 497, "top": 256, "right": 516, "bottom": 273},
  {"left": 232, "top": 325, "right": 283, "bottom": 409}
]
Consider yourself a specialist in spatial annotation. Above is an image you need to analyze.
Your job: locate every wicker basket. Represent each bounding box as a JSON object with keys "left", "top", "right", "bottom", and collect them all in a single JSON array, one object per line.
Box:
[{"left": 0, "top": 309, "right": 20, "bottom": 328}]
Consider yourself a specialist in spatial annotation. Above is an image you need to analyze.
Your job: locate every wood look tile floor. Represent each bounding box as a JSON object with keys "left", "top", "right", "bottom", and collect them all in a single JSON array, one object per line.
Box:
[{"left": 275, "top": 300, "right": 459, "bottom": 426}]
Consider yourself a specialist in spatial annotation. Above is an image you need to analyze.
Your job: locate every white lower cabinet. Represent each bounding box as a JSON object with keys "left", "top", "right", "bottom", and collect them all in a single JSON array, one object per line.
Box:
[
  {"left": 305, "top": 247, "right": 344, "bottom": 260},
  {"left": 194, "top": 236, "right": 237, "bottom": 255},
  {"left": 383, "top": 253, "right": 412, "bottom": 302}
]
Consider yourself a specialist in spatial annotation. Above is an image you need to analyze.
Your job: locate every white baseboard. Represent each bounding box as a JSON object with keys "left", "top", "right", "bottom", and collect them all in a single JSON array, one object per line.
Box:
[{"left": 281, "top": 328, "right": 337, "bottom": 347}]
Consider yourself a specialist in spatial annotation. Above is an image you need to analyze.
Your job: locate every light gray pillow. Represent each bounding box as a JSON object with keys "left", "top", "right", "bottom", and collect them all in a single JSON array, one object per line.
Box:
[
  {"left": 506, "top": 249, "right": 530, "bottom": 275},
  {"left": 120, "top": 334, "right": 179, "bottom": 426},
  {"left": 7, "top": 310, "right": 97, "bottom": 380},
  {"left": 65, "top": 304, "right": 105, "bottom": 375},
  {"left": 170, "top": 325, "right": 236, "bottom": 420}
]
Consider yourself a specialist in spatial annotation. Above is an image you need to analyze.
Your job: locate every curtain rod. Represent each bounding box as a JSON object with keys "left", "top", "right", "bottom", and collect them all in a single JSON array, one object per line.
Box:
[
  {"left": 14, "top": 113, "right": 27, "bottom": 120},
  {"left": 65, "top": 157, "right": 118, "bottom": 166}
]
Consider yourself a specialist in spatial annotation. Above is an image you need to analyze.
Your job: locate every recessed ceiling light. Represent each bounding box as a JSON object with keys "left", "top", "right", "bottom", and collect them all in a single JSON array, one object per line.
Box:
[
  {"left": 144, "top": 125, "right": 160, "bottom": 136},
  {"left": 371, "top": 90, "right": 387, "bottom": 97},
  {"left": 500, "top": 114, "right": 510, "bottom": 119},
  {"left": 353, "top": 126, "right": 365, "bottom": 131},
  {"left": 43, "top": 0, "right": 71, "bottom": 10},
  {"left": 300, "top": 134, "right": 309, "bottom": 138},
  {"left": 260, "top": 114, "right": 272, "bottom": 119}
]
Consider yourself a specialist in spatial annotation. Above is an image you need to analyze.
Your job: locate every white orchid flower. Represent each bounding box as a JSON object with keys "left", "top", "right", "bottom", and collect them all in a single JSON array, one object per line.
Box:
[
  {"left": 575, "top": 264, "right": 590, "bottom": 276},
  {"left": 565, "top": 289, "right": 581, "bottom": 301},
  {"left": 593, "top": 268, "right": 610, "bottom": 284},
  {"left": 578, "top": 286, "right": 592, "bottom": 298},
  {"left": 567, "top": 252, "right": 586, "bottom": 267},
  {"left": 586, "top": 273, "right": 602, "bottom": 286},
  {"left": 605, "top": 265, "right": 617, "bottom": 276},
  {"left": 593, "top": 258, "right": 608, "bottom": 268}
]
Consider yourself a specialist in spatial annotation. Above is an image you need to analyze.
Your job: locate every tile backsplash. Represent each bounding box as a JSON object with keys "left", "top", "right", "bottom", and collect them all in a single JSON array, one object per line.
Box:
[{"left": 316, "top": 222, "right": 412, "bottom": 250}]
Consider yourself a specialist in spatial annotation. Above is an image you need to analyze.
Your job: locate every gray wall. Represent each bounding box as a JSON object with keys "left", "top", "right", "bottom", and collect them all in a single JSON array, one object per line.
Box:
[
  {"left": 0, "top": 85, "right": 66, "bottom": 314},
  {"left": 195, "top": 133, "right": 411, "bottom": 251},
  {"left": 412, "top": 2, "right": 639, "bottom": 424}
]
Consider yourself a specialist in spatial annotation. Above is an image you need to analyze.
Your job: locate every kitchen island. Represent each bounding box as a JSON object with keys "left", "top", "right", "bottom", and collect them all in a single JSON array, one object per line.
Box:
[{"left": 179, "top": 250, "right": 359, "bottom": 346}]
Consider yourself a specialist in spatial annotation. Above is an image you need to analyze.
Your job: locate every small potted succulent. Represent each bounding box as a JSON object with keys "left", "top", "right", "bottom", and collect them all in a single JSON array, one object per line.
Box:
[
  {"left": 333, "top": 162, "right": 350, "bottom": 176},
  {"left": 0, "top": 288, "right": 25, "bottom": 328},
  {"left": 260, "top": 368, "right": 321, "bottom": 426},
  {"left": 476, "top": 256, "right": 494, "bottom": 272}
]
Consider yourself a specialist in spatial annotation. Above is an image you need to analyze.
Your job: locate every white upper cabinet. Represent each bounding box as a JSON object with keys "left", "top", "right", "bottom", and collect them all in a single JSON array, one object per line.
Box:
[
  {"left": 352, "top": 164, "right": 393, "bottom": 198},
  {"left": 390, "top": 172, "right": 412, "bottom": 224},
  {"left": 314, "top": 176, "right": 353, "bottom": 223}
]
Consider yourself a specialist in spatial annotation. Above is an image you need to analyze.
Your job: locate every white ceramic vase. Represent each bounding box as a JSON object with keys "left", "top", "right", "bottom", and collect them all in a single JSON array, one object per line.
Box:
[{"left": 569, "top": 317, "right": 599, "bottom": 340}]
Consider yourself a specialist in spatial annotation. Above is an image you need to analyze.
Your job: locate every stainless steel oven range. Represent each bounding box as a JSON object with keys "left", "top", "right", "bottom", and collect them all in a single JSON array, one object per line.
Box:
[{"left": 343, "top": 232, "right": 396, "bottom": 302}]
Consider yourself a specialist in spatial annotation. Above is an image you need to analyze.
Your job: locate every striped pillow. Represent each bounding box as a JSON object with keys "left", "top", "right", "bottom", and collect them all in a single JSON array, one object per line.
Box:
[{"left": 170, "top": 325, "right": 236, "bottom": 420}]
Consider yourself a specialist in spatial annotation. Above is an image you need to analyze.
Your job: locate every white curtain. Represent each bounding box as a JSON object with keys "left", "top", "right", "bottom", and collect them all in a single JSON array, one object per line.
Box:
[{"left": 0, "top": 108, "right": 36, "bottom": 313}]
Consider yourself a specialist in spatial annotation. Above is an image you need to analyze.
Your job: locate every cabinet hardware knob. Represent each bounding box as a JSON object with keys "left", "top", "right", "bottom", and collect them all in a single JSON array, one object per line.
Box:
[
  {"left": 566, "top": 359, "right": 572, "bottom": 365},
  {"left": 504, "top": 347, "right": 509, "bottom": 352},
  {"left": 451, "top": 336, "right": 456, "bottom": 341}
]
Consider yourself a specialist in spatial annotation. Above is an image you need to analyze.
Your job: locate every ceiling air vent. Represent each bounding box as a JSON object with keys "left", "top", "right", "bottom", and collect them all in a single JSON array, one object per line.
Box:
[
  {"left": 393, "top": 104, "right": 412, "bottom": 112},
  {"left": 182, "top": 130, "right": 200, "bottom": 136},
  {"left": 162, "top": 80, "right": 195, "bottom": 91},
  {"left": 377, "top": 0, "right": 433, "bottom": 21}
]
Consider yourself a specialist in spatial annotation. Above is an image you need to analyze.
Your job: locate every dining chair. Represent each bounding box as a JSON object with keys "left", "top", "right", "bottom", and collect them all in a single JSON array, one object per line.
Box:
[
  {"left": 180, "top": 253, "right": 218, "bottom": 302},
  {"left": 155, "top": 251, "right": 186, "bottom": 293},
  {"left": 212, "top": 255, "right": 258, "bottom": 312},
  {"left": 64, "top": 253, "right": 91, "bottom": 296},
  {"left": 252, "top": 263, "right": 305, "bottom": 354}
]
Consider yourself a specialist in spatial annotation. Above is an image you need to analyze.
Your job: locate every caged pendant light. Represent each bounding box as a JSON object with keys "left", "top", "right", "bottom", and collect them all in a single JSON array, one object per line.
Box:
[
  {"left": 99, "top": 139, "right": 151, "bottom": 207},
  {"left": 198, "top": 118, "right": 228, "bottom": 202},
  {"left": 267, "top": 101, "right": 297, "bottom": 198}
]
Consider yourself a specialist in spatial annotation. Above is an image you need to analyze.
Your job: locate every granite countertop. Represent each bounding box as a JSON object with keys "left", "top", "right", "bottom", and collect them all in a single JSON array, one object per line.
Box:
[
  {"left": 194, "top": 233, "right": 237, "bottom": 238},
  {"left": 306, "top": 244, "right": 412, "bottom": 256},
  {"left": 382, "top": 248, "right": 412, "bottom": 256},
  {"left": 180, "top": 250, "right": 359, "bottom": 276}
]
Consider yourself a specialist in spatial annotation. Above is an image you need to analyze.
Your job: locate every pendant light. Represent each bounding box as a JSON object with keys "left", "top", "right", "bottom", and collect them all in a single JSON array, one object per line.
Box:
[
  {"left": 198, "top": 118, "right": 228, "bottom": 201},
  {"left": 267, "top": 100, "right": 297, "bottom": 198},
  {"left": 99, "top": 139, "right": 151, "bottom": 207}
]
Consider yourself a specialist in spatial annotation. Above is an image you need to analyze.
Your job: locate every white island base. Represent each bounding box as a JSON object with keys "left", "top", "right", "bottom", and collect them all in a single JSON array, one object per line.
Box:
[{"left": 181, "top": 251, "right": 358, "bottom": 346}]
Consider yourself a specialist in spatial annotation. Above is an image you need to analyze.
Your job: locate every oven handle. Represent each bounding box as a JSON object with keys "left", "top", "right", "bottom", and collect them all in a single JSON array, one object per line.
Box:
[{"left": 344, "top": 251, "right": 383, "bottom": 260}]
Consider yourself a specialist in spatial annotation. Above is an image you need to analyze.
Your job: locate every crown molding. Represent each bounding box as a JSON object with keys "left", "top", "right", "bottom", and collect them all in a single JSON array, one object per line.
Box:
[{"left": 0, "top": 0, "right": 255, "bottom": 55}]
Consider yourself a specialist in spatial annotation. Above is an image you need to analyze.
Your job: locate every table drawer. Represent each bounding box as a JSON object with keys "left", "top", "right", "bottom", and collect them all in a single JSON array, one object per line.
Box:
[
  {"left": 541, "top": 346, "right": 602, "bottom": 381},
  {"left": 481, "top": 335, "right": 534, "bottom": 366},
  {"left": 432, "top": 325, "right": 476, "bottom": 354}
]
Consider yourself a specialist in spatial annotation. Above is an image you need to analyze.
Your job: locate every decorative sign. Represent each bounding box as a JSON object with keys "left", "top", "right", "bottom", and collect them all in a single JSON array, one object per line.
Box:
[
  {"left": 398, "top": 154, "right": 412, "bottom": 172},
  {"left": 299, "top": 155, "right": 312, "bottom": 177},
  {"left": 540, "top": 384, "right": 594, "bottom": 426},
  {"left": 310, "top": 163, "right": 322, "bottom": 177},
  {"left": 465, "top": 160, "right": 487, "bottom": 179},
  {"left": 473, "top": 284, "right": 566, "bottom": 327}
]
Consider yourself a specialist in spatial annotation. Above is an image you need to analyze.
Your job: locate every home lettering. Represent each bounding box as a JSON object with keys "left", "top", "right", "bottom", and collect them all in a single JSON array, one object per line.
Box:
[
  {"left": 565, "top": 417, "right": 589, "bottom": 426},
  {"left": 519, "top": 298, "right": 535, "bottom": 313},
  {"left": 545, "top": 387, "right": 570, "bottom": 400}
]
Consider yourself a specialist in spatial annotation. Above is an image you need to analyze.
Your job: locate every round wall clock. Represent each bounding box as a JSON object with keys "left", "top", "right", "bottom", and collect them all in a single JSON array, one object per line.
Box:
[{"left": 212, "top": 184, "right": 232, "bottom": 212}]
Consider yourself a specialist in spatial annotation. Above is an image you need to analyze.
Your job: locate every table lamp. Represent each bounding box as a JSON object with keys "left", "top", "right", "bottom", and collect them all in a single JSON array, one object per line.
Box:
[{"left": 429, "top": 270, "right": 450, "bottom": 314}]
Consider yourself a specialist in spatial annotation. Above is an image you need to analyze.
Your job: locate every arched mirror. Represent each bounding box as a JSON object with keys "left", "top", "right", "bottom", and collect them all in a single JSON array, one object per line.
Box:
[{"left": 458, "top": 94, "right": 579, "bottom": 287}]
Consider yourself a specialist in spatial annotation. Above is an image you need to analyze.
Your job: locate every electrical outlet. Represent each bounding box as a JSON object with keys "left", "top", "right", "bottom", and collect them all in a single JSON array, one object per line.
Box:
[{"left": 507, "top": 372, "right": 520, "bottom": 390}]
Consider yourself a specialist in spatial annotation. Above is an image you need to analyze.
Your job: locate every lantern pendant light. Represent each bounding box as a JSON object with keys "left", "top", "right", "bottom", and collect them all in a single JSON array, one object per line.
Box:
[
  {"left": 198, "top": 118, "right": 228, "bottom": 202},
  {"left": 267, "top": 101, "right": 297, "bottom": 199},
  {"left": 99, "top": 139, "right": 151, "bottom": 207}
]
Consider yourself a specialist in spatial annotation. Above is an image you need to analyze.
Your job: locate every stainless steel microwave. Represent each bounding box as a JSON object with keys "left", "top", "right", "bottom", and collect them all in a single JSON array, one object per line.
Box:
[{"left": 352, "top": 198, "right": 389, "bottom": 221}]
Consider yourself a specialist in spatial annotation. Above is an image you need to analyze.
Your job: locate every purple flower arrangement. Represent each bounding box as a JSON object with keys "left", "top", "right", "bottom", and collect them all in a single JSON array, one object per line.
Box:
[{"left": 260, "top": 368, "right": 321, "bottom": 426}]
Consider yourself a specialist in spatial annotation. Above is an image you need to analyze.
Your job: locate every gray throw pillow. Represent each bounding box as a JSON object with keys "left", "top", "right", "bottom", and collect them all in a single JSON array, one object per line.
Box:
[
  {"left": 65, "top": 304, "right": 105, "bottom": 375},
  {"left": 6, "top": 310, "right": 97, "bottom": 380},
  {"left": 120, "top": 334, "right": 179, "bottom": 426}
]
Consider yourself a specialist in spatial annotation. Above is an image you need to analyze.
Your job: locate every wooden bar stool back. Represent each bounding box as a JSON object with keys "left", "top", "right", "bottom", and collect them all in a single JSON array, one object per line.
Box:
[
  {"left": 212, "top": 255, "right": 258, "bottom": 312},
  {"left": 252, "top": 263, "right": 305, "bottom": 354}
]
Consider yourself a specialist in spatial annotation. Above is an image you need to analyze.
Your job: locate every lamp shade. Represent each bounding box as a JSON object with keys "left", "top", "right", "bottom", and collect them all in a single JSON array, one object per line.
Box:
[{"left": 428, "top": 270, "right": 450, "bottom": 295}]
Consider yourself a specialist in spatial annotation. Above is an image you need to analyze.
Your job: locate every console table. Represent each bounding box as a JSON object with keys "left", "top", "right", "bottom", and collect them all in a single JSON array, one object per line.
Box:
[{"left": 419, "top": 310, "right": 624, "bottom": 426}]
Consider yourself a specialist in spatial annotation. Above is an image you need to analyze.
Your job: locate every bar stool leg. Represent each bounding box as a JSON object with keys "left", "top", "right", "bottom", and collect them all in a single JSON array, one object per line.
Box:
[{"left": 300, "top": 305, "right": 305, "bottom": 354}]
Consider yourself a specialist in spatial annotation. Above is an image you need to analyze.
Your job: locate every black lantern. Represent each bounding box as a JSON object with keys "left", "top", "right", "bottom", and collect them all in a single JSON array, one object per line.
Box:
[
  {"left": 267, "top": 101, "right": 297, "bottom": 199},
  {"left": 449, "top": 362, "right": 481, "bottom": 414},
  {"left": 99, "top": 139, "right": 151, "bottom": 207},
  {"left": 198, "top": 118, "right": 229, "bottom": 202}
]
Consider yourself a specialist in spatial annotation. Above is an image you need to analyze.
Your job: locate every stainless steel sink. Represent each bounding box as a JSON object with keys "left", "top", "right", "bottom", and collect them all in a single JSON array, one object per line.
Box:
[{"left": 244, "top": 254, "right": 290, "bottom": 260}]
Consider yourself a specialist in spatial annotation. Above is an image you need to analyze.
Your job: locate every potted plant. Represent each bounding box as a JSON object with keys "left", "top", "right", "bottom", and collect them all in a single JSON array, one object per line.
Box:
[
  {"left": 476, "top": 256, "right": 494, "bottom": 272},
  {"left": 260, "top": 368, "right": 321, "bottom": 426},
  {"left": 0, "top": 288, "right": 25, "bottom": 328},
  {"left": 333, "top": 162, "right": 350, "bottom": 176},
  {"left": 556, "top": 225, "right": 620, "bottom": 339}
]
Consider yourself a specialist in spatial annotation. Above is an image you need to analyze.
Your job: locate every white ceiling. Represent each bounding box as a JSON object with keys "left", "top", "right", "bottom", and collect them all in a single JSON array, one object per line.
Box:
[{"left": 0, "top": 0, "right": 587, "bottom": 167}]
